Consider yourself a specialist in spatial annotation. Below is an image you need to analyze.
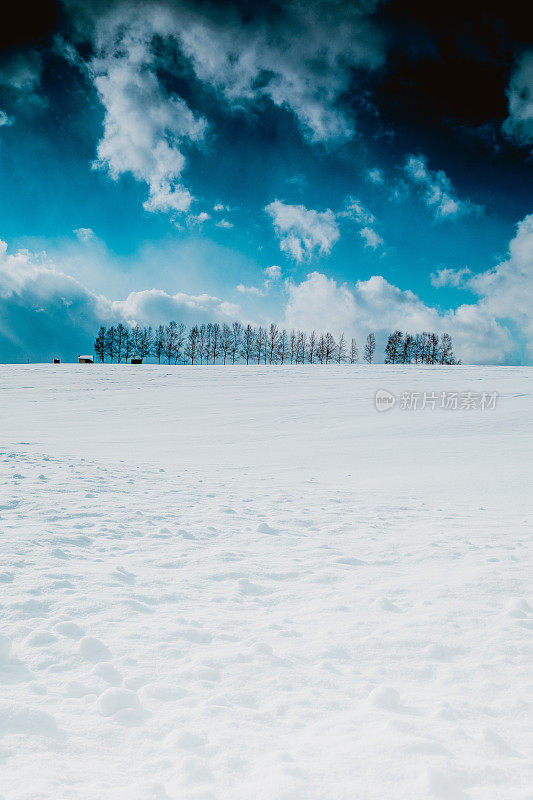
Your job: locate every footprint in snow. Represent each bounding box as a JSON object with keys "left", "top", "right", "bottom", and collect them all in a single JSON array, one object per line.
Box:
[
  {"left": 257, "top": 522, "right": 278, "bottom": 535},
  {"left": 79, "top": 636, "right": 111, "bottom": 664},
  {"left": 111, "top": 566, "right": 136, "bottom": 585},
  {"left": 237, "top": 578, "right": 270, "bottom": 596},
  {"left": 98, "top": 687, "right": 146, "bottom": 725},
  {"left": 53, "top": 621, "right": 85, "bottom": 640},
  {"left": 93, "top": 662, "right": 122, "bottom": 685},
  {"left": 24, "top": 630, "right": 58, "bottom": 647},
  {"left": 367, "top": 686, "right": 420, "bottom": 715}
]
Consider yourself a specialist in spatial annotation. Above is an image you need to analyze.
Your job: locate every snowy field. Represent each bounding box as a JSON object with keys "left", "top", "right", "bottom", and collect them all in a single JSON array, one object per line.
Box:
[{"left": 1, "top": 364, "right": 531, "bottom": 800}]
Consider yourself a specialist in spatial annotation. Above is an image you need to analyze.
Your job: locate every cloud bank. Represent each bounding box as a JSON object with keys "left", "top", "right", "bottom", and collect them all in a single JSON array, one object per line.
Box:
[{"left": 1, "top": 213, "right": 532, "bottom": 364}]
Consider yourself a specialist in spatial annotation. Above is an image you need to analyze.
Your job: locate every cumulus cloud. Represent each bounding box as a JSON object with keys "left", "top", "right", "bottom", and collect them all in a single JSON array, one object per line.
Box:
[
  {"left": 283, "top": 215, "right": 533, "bottom": 363},
  {"left": 341, "top": 196, "right": 384, "bottom": 250},
  {"left": 187, "top": 211, "right": 211, "bottom": 226},
  {"left": 1, "top": 214, "right": 531, "bottom": 364},
  {"left": 404, "top": 155, "right": 482, "bottom": 220},
  {"left": 342, "top": 197, "right": 375, "bottom": 226},
  {"left": 174, "top": 0, "right": 384, "bottom": 143},
  {"left": 89, "top": 5, "right": 207, "bottom": 217},
  {"left": 215, "top": 219, "right": 233, "bottom": 229},
  {"left": 503, "top": 51, "right": 533, "bottom": 147},
  {"left": 0, "top": 238, "right": 240, "bottom": 362},
  {"left": 68, "top": 0, "right": 384, "bottom": 147},
  {"left": 0, "top": 51, "right": 42, "bottom": 93},
  {"left": 236, "top": 284, "right": 263, "bottom": 296},
  {"left": 283, "top": 272, "right": 511, "bottom": 364},
  {"left": 264, "top": 265, "right": 282, "bottom": 281},
  {"left": 359, "top": 227, "right": 384, "bottom": 250},
  {"left": 430, "top": 267, "right": 471, "bottom": 288},
  {"left": 74, "top": 227, "right": 96, "bottom": 242},
  {"left": 265, "top": 200, "right": 340, "bottom": 262},
  {"left": 366, "top": 167, "right": 383, "bottom": 184},
  {"left": 0, "top": 110, "right": 14, "bottom": 127},
  {"left": 236, "top": 265, "right": 282, "bottom": 296}
]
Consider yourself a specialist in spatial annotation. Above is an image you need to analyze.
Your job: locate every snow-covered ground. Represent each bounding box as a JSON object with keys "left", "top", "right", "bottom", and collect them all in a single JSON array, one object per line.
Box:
[{"left": 1, "top": 364, "right": 531, "bottom": 800}]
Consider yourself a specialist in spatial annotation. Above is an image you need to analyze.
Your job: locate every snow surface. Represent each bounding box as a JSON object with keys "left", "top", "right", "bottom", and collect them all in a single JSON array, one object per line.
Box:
[{"left": 0, "top": 364, "right": 531, "bottom": 800}]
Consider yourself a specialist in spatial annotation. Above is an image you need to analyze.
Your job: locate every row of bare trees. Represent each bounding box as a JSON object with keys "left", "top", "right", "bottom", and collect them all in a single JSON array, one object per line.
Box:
[
  {"left": 384, "top": 331, "right": 458, "bottom": 365},
  {"left": 94, "top": 322, "right": 455, "bottom": 365}
]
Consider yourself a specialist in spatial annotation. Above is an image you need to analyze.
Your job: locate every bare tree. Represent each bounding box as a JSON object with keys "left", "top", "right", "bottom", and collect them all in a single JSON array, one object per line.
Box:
[
  {"left": 289, "top": 329, "right": 296, "bottom": 364},
  {"left": 124, "top": 327, "right": 133, "bottom": 362},
  {"left": 241, "top": 324, "right": 255, "bottom": 364},
  {"left": 349, "top": 338, "right": 359, "bottom": 364},
  {"left": 337, "top": 333, "right": 347, "bottom": 364},
  {"left": 198, "top": 324, "right": 207, "bottom": 365},
  {"left": 308, "top": 330, "right": 316, "bottom": 363},
  {"left": 139, "top": 326, "right": 153, "bottom": 361},
  {"left": 185, "top": 325, "right": 199, "bottom": 364},
  {"left": 439, "top": 333, "right": 457, "bottom": 364},
  {"left": 164, "top": 321, "right": 178, "bottom": 364},
  {"left": 255, "top": 326, "right": 264, "bottom": 364},
  {"left": 221, "top": 323, "right": 232, "bottom": 364},
  {"left": 231, "top": 322, "right": 242, "bottom": 364},
  {"left": 104, "top": 326, "right": 117, "bottom": 363},
  {"left": 316, "top": 334, "right": 326, "bottom": 364},
  {"left": 402, "top": 333, "right": 414, "bottom": 364},
  {"left": 205, "top": 324, "right": 213, "bottom": 365},
  {"left": 116, "top": 323, "right": 128, "bottom": 363},
  {"left": 296, "top": 331, "right": 307, "bottom": 363},
  {"left": 324, "top": 332, "right": 336, "bottom": 364},
  {"left": 154, "top": 325, "right": 165, "bottom": 364},
  {"left": 131, "top": 325, "right": 141, "bottom": 358},
  {"left": 172, "top": 323, "right": 185, "bottom": 364},
  {"left": 94, "top": 326, "right": 106, "bottom": 362},
  {"left": 428, "top": 332, "right": 439, "bottom": 364},
  {"left": 364, "top": 332, "right": 376, "bottom": 364},
  {"left": 384, "top": 330, "right": 403, "bottom": 364},
  {"left": 211, "top": 323, "right": 221, "bottom": 364},
  {"left": 278, "top": 329, "right": 288, "bottom": 363},
  {"left": 267, "top": 323, "right": 279, "bottom": 364}
]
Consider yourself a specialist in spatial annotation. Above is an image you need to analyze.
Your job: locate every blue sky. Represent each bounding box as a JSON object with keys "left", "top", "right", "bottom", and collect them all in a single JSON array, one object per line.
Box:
[{"left": 0, "top": 0, "right": 532, "bottom": 363}]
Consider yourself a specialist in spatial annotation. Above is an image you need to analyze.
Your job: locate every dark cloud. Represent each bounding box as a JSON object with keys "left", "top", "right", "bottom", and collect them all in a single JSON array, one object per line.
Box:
[
  {"left": 373, "top": 0, "right": 528, "bottom": 130},
  {"left": 0, "top": 1, "right": 60, "bottom": 52}
]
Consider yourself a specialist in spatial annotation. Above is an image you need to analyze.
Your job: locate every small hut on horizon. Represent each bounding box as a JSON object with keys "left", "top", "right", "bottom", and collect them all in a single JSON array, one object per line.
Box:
[{"left": 78, "top": 355, "right": 94, "bottom": 364}]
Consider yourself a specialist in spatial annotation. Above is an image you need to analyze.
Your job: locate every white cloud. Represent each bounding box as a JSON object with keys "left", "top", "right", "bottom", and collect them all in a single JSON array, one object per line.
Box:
[
  {"left": 283, "top": 214, "right": 533, "bottom": 363},
  {"left": 342, "top": 197, "right": 375, "bottom": 226},
  {"left": 341, "top": 197, "right": 384, "bottom": 250},
  {"left": 71, "top": 0, "right": 384, "bottom": 147},
  {"left": 284, "top": 272, "right": 511, "bottom": 364},
  {"left": 0, "top": 110, "right": 14, "bottom": 127},
  {"left": 74, "top": 227, "right": 96, "bottom": 242},
  {"left": 359, "top": 227, "right": 384, "bottom": 250},
  {"left": 265, "top": 265, "right": 282, "bottom": 281},
  {"left": 0, "top": 51, "right": 42, "bottom": 93},
  {"left": 90, "top": 6, "right": 207, "bottom": 218},
  {"left": 215, "top": 219, "right": 233, "bottom": 229},
  {"left": 265, "top": 200, "right": 340, "bottom": 262},
  {"left": 2, "top": 214, "right": 532, "bottom": 364},
  {"left": 366, "top": 167, "right": 383, "bottom": 184},
  {"left": 404, "top": 155, "right": 482, "bottom": 220},
  {"left": 503, "top": 51, "right": 533, "bottom": 147},
  {"left": 187, "top": 212, "right": 211, "bottom": 226},
  {"left": 0, "top": 238, "right": 240, "bottom": 362},
  {"left": 176, "top": 0, "right": 384, "bottom": 143},
  {"left": 236, "top": 284, "right": 263, "bottom": 296},
  {"left": 213, "top": 203, "right": 229, "bottom": 212},
  {"left": 430, "top": 267, "right": 471, "bottom": 288}
]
